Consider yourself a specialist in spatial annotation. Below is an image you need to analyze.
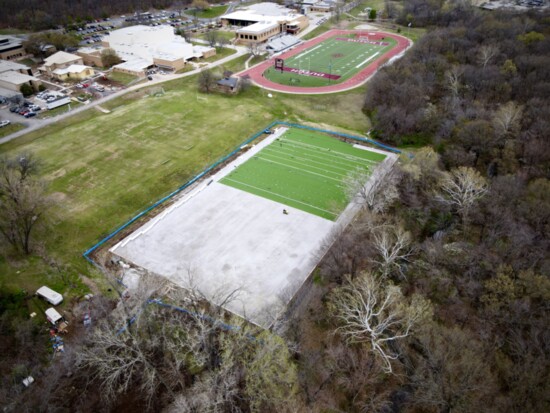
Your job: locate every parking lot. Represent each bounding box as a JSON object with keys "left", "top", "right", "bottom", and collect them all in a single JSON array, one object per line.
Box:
[{"left": 0, "top": 73, "right": 127, "bottom": 133}]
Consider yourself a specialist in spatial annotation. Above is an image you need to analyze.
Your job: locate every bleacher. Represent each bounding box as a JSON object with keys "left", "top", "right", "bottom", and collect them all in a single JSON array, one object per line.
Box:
[{"left": 266, "top": 35, "right": 302, "bottom": 54}]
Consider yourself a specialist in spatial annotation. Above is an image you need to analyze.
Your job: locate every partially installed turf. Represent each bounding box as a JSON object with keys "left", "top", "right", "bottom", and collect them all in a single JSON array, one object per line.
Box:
[{"left": 220, "top": 128, "right": 387, "bottom": 220}]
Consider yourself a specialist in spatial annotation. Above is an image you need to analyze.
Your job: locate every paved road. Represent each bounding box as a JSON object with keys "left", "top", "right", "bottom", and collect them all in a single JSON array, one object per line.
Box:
[{"left": 0, "top": 45, "right": 248, "bottom": 146}]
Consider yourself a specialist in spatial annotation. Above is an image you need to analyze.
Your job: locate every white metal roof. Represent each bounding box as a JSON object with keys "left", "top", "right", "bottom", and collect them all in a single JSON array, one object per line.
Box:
[
  {"left": 238, "top": 21, "right": 279, "bottom": 34},
  {"left": 77, "top": 47, "right": 102, "bottom": 54},
  {"left": 45, "top": 307, "right": 63, "bottom": 324},
  {"left": 102, "top": 24, "right": 211, "bottom": 66},
  {"left": 0, "top": 59, "right": 29, "bottom": 74},
  {"left": 0, "top": 35, "right": 23, "bottom": 52},
  {"left": 114, "top": 57, "right": 153, "bottom": 72},
  {"left": 44, "top": 51, "right": 82, "bottom": 66},
  {"left": 0, "top": 70, "right": 37, "bottom": 85},
  {"left": 53, "top": 64, "right": 92, "bottom": 75},
  {"left": 222, "top": 2, "right": 304, "bottom": 24}
]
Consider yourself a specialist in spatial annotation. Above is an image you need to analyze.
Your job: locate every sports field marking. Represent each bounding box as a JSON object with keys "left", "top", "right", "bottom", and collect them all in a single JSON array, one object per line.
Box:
[
  {"left": 266, "top": 146, "right": 370, "bottom": 177},
  {"left": 260, "top": 150, "right": 351, "bottom": 178},
  {"left": 279, "top": 138, "right": 378, "bottom": 166},
  {"left": 223, "top": 177, "right": 338, "bottom": 218},
  {"left": 263, "top": 33, "right": 397, "bottom": 87},
  {"left": 263, "top": 146, "right": 359, "bottom": 175},
  {"left": 356, "top": 52, "right": 380, "bottom": 69},
  {"left": 255, "top": 156, "right": 343, "bottom": 182},
  {"left": 220, "top": 128, "right": 388, "bottom": 220},
  {"left": 298, "top": 44, "right": 323, "bottom": 58}
]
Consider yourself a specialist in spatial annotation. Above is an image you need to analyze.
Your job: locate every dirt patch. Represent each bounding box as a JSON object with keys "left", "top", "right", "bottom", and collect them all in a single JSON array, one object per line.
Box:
[
  {"left": 80, "top": 275, "right": 101, "bottom": 295},
  {"left": 49, "top": 192, "right": 68, "bottom": 202}
]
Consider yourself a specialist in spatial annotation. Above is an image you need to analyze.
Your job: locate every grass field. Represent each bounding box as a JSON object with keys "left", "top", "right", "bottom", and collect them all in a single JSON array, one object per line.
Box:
[
  {"left": 190, "top": 5, "right": 229, "bottom": 19},
  {"left": 0, "top": 72, "right": 373, "bottom": 295},
  {"left": 221, "top": 128, "right": 386, "bottom": 220},
  {"left": 264, "top": 33, "right": 396, "bottom": 87},
  {"left": 108, "top": 71, "right": 139, "bottom": 86},
  {"left": 195, "top": 30, "right": 235, "bottom": 43}
]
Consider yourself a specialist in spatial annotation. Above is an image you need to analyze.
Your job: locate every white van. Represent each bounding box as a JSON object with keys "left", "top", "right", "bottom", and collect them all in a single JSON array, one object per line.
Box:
[
  {"left": 45, "top": 307, "right": 63, "bottom": 324},
  {"left": 36, "top": 286, "right": 63, "bottom": 305},
  {"left": 45, "top": 308, "right": 69, "bottom": 333}
]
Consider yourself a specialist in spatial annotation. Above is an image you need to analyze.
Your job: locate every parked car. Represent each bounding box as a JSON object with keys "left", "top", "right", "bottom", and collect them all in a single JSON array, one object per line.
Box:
[
  {"left": 24, "top": 112, "right": 37, "bottom": 118},
  {"left": 82, "top": 83, "right": 90, "bottom": 88},
  {"left": 0, "top": 120, "right": 11, "bottom": 127}
]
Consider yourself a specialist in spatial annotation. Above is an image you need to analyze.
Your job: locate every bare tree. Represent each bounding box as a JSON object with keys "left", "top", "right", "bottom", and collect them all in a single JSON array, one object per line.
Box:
[
  {"left": 437, "top": 166, "right": 488, "bottom": 223},
  {"left": 329, "top": 272, "right": 431, "bottom": 373},
  {"left": 322, "top": 342, "right": 392, "bottom": 412},
  {"left": 247, "top": 41, "right": 262, "bottom": 57},
  {"left": 493, "top": 101, "right": 523, "bottom": 139},
  {"left": 79, "top": 321, "right": 167, "bottom": 405},
  {"left": 197, "top": 68, "right": 217, "bottom": 94},
  {"left": 371, "top": 224, "right": 413, "bottom": 279},
  {"left": 0, "top": 153, "right": 49, "bottom": 254},
  {"left": 400, "top": 147, "right": 444, "bottom": 186},
  {"left": 344, "top": 162, "right": 400, "bottom": 214},
  {"left": 205, "top": 30, "right": 219, "bottom": 48},
  {"left": 410, "top": 325, "right": 499, "bottom": 413},
  {"left": 477, "top": 44, "right": 499, "bottom": 69},
  {"left": 445, "top": 65, "right": 464, "bottom": 109}
]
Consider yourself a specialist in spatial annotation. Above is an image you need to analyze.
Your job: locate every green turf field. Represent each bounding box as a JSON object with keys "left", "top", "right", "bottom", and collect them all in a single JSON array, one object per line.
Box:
[
  {"left": 220, "top": 128, "right": 387, "bottom": 220},
  {"left": 264, "top": 34, "right": 396, "bottom": 87}
]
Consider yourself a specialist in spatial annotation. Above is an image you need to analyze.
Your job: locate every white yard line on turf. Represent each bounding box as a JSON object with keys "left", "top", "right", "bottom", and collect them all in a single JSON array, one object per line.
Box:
[
  {"left": 263, "top": 147, "right": 355, "bottom": 175},
  {"left": 255, "top": 156, "right": 343, "bottom": 182},
  {"left": 355, "top": 52, "right": 380, "bottom": 69},
  {"left": 223, "top": 178, "right": 337, "bottom": 217},
  {"left": 279, "top": 138, "right": 379, "bottom": 165}
]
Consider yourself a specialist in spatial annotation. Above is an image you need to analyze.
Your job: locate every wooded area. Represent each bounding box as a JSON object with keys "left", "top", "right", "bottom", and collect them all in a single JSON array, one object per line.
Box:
[
  {"left": 0, "top": 0, "right": 548, "bottom": 411},
  {"left": 0, "top": 0, "right": 211, "bottom": 30}
]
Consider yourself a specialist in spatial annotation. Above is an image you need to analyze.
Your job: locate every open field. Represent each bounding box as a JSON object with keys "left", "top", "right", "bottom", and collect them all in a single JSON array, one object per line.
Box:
[
  {"left": 111, "top": 126, "right": 393, "bottom": 326},
  {"left": 108, "top": 71, "right": 139, "bottom": 86},
  {"left": 203, "top": 46, "right": 237, "bottom": 62},
  {"left": 264, "top": 33, "right": 397, "bottom": 87},
  {"left": 195, "top": 30, "right": 236, "bottom": 43},
  {"left": 0, "top": 74, "right": 373, "bottom": 295},
  {"left": 221, "top": 128, "right": 386, "bottom": 220},
  {"left": 191, "top": 5, "right": 229, "bottom": 19}
]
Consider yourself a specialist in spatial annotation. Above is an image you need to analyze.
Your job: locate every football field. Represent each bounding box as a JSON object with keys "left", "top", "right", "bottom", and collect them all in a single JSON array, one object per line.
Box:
[
  {"left": 220, "top": 128, "right": 387, "bottom": 220},
  {"left": 263, "top": 33, "right": 397, "bottom": 87}
]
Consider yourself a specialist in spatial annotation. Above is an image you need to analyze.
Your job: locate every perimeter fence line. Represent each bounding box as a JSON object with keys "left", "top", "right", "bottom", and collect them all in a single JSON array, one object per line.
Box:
[{"left": 83, "top": 121, "right": 401, "bottom": 265}]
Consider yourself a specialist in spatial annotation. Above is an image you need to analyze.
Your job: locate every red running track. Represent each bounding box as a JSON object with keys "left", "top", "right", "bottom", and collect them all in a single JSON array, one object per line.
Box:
[{"left": 238, "top": 30, "right": 411, "bottom": 94}]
